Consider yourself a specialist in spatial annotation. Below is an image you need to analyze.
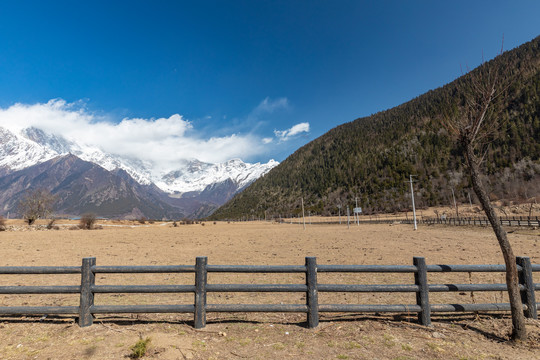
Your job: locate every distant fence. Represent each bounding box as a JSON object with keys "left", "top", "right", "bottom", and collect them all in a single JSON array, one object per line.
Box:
[
  {"left": 267, "top": 215, "right": 540, "bottom": 227},
  {"left": 420, "top": 216, "right": 540, "bottom": 227},
  {"left": 0, "top": 256, "right": 538, "bottom": 328},
  {"left": 347, "top": 216, "right": 540, "bottom": 227}
]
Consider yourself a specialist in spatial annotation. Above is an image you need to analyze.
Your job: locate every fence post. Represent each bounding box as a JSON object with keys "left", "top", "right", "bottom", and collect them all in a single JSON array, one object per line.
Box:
[
  {"left": 194, "top": 256, "right": 208, "bottom": 328},
  {"left": 306, "top": 257, "right": 319, "bottom": 328},
  {"left": 413, "top": 257, "right": 431, "bottom": 326},
  {"left": 516, "top": 257, "right": 537, "bottom": 319},
  {"left": 79, "top": 257, "right": 96, "bottom": 327}
]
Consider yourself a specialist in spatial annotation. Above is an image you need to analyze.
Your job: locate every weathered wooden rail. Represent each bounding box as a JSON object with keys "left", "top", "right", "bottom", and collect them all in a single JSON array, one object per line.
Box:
[{"left": 0, "top": 256, "right": 538, "bottom": 328}]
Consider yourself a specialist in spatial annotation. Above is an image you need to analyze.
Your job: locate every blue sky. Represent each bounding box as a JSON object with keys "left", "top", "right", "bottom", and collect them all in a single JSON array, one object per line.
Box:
[{"left": 0, "top": 1, "right": 538, "bottom": 164}]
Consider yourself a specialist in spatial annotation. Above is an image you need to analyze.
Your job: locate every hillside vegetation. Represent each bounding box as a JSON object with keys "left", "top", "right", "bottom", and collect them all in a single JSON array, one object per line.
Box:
[{"left": 211, "top": 36, "right": 540, "bottom": 220}]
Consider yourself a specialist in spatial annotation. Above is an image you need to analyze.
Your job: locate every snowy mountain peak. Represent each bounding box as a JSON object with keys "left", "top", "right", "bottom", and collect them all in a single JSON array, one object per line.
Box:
[
  {"left": 0, "top": 125, "right": 279, "bottom": 195},
  {"left": 156, "top": 157, "right": 278, "bottom": 194},
  {"left": 0, "top": 126, "right": 59, "bottom": 171},
  {"left": 21, "top": 127, "right": 74, "bottom": 154}
]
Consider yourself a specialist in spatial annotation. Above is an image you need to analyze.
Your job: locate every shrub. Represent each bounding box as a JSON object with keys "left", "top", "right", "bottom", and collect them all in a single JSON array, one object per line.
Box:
[
  {"left": 79, "top": 213, "right": 97, "bottom": 230},
  {"left": 138, "top": 217, "right": 147, "bottom": 224},
  {"left": 130, "top": 337, "right": 151, "bottom": 359},
  {"left": 0, "top": 216, "right": 6, "bottom": 231},
  {"left": 46, "top": 218, "right": 56, "bottom": 230}
]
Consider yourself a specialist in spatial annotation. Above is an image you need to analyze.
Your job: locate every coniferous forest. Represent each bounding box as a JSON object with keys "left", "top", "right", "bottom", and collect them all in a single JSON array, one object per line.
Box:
[{"left": 211, "top": 36, "right": 540, "bottom": 220}]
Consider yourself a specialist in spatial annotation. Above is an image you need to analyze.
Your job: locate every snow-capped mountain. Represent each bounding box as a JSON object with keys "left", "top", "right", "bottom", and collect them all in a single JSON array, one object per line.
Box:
[
  {"left": 0, "top": 125, "right": 277, "bottom": 194},
  {"left": 0, "top": 125, "right": 278, "bottom": 218},
  {"left": 3, "top": 126, "right": 155, "bottom": 185},
  {"left": 0, "top": 126, "right": 59, "bottom": 172},
  {"left": 157, "top": 158, "right": 279, "bottom": 194}
]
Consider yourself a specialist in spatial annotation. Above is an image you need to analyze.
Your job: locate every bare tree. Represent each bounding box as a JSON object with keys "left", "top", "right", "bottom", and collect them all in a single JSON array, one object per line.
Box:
[
  {"left": 444, "top": 47, "right": 527, "bottom": 340},
  {"left": 79, "top": 213, "right": 97, "bottom": 230},
  {"left": 17, "top": 188, "right": 57, "bottom": 225}
]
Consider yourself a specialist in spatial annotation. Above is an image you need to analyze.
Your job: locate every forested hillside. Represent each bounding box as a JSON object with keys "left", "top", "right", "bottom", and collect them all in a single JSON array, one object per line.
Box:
[{"left": 211, "top": 36, "right": 540, "bottom": 220}]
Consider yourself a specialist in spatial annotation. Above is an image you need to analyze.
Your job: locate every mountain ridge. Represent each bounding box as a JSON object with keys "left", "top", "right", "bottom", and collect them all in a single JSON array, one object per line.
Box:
[
  {"left": 0, "top": 154, "right": 184, "bottom": 219},
  {"left": 210, "top": 35, "right": 540, "bottom": 220},
  {"left": 0, "top": 125, "right": 278, "bottom": 218},
  {"left": 0, "top": 125, "right": 278, "bottom": 194}
]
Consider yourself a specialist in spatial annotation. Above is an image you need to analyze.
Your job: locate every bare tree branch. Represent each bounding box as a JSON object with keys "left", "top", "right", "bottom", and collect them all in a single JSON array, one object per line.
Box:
[
  {"left": 443, "top": 43, "right": 528, "bottom": 341},
  {"left": 17, "top": 188, "right": 57, "bottom": 225}
]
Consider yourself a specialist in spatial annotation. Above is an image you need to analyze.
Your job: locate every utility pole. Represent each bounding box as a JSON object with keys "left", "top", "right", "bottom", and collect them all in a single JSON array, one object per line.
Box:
[
  {"left": 409, "top": 175, "right": 417, "bottom": 231},
  {"left": 346, "top": 207, "right": 350, "bottom": 229},
  {"left": 301, "top": 198, "right": 306, "bottom": 230},
  {"left": 355, "top": 197, "right": 359, "bottom": 226},
  {"left": 451, "top": 188, "right": 458, "bottom": 218}
]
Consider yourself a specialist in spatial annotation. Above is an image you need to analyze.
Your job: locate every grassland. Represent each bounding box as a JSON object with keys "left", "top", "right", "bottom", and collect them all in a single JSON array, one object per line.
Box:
[{"left": 0, "top": 218, "right": 539, "bottom": 359}]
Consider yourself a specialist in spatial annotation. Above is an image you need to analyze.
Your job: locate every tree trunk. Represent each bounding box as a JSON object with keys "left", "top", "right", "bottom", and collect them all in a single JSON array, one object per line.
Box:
[{"left": 465, "top": 143, "right": 527, "bottom": 341}]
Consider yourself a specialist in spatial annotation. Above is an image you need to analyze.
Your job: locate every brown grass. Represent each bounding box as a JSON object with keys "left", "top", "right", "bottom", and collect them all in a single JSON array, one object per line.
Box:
[{"left": 0, "top": 220, "right": 539, "bottom": 359}]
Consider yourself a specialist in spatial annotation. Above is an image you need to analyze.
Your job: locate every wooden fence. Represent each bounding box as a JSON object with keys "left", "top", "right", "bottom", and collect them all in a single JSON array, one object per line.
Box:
[
  {"left": 278, "top": 216, "right": 539, "bottom": 227},
  {"left": 354, "top": 216, "right": 540, "bottom": 227},
  {"left": 0, "top": 256, "right": 538, "bottom": 328}
]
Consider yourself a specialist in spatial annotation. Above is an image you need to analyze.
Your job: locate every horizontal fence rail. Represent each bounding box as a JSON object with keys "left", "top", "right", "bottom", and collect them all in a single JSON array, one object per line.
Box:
[{"left": 0, "top": 256, "right": 537, "bottom": 328}]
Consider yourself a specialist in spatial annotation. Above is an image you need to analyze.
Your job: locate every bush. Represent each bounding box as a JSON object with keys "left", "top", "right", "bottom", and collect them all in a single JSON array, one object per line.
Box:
[
  {"left": 130, "top": 337, "right": 151, "bottom": 359},
  {"left": 46, "top": 218, "right": 56, "bottom": 230},
  {"left": 79, "top": 213, "right": 97, "bottom": 230},
  {"left": 0, "top": 216, "right": 6, "bottom": 231},
  {"left": 138, "top": 217, "right": 147, "bottom": 224}
]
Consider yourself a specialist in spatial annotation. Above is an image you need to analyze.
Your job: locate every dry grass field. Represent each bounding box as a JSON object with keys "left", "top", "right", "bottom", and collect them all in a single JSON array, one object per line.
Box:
[{"left": 0, "top": 218, "right": 539, "bottom": 359}]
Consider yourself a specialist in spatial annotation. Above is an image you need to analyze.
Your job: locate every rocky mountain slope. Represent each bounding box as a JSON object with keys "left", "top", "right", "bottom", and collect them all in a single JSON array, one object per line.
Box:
[{"left": 0, "top": 154, "right": 185, "bottom": 219}]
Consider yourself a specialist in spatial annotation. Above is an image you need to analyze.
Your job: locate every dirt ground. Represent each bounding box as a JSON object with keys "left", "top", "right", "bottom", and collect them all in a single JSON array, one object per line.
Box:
[{"left": 0, "top": 219, "right": 539, "bottom": 359}]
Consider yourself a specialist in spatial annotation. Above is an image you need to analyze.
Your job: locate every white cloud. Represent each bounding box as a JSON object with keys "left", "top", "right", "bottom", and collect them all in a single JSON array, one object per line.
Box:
[
  {"left": 262, "top": 137, "right": 273, "bottom": 144},
  {"left": 0, "top": 99, "right": 265, "bottom": 169},
  {"left": 252, "top": 97, "right": 289, "bottom": 115},
  {"left": 274, "top": 122, "right": 310, "bottom": 142}
]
